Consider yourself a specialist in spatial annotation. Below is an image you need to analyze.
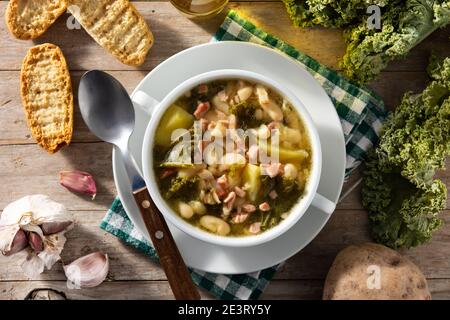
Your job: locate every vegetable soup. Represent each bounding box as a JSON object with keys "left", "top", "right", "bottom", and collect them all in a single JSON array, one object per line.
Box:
[{"left": 153, "top": 79, "right": 312, "bottom": 237}]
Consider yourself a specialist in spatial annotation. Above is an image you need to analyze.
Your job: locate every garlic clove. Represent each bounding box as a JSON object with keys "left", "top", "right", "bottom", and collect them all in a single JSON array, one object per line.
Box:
[
  {"left": 59, "top": 170, "right": 97, "bottom": 199},
  {"left": 28, "top": 232, "right": 43, "bottom": 253},
  {"left": 5, "top": 229, "right": 28, "bottom": 256},
  {"left": 1, "top": 224, "right": 21, "bottom": 255},
  {"left": 41, "top": 221, "right": 73, "bottom": 235},
  {"left": 22, "top": 252, "right": 45, "bottom": 278},
  {"left": 64, "top": 252, "right": 109, "bottom": 288}
]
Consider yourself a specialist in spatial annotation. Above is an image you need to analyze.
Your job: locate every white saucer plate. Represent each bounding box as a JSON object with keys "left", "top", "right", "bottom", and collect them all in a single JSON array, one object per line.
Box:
[{"left": 112, "top": 42, "right": 346, "bottom": 274}]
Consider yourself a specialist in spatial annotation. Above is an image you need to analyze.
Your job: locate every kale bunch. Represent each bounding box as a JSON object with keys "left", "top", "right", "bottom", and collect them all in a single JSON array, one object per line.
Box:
[
  {"left": 283, "top": 0, "right": 450, "bottom": 83},
  {"left": 283, "top": 0, "right": 392, "bottom": 28},
  {"left": 362, "top": 56, "right": 450, "bottom": 248}
]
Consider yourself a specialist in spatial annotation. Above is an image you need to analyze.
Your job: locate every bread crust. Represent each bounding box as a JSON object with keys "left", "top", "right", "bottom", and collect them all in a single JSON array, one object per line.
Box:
[
  {"left": 5, "top": 0, "right": 67, "bottom": 40},
  {"left": 20, "top": 43, "right": 73, "bottom": 153},
  {"left": 67, "top": 0, "right": 153, "bottom": 66}
]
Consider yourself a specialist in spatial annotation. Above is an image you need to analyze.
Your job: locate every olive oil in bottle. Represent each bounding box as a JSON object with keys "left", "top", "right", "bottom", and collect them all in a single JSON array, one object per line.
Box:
[{"left": 170, "top": 0, "right": 228, "bottom": 18}]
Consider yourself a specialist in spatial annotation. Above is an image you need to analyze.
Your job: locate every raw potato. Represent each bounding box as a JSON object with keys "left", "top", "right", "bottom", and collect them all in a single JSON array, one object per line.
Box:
[
  {"left": 155, "top": 105, "right": 194, "bottom": 147},
  {"left": 323, "top": 243, "right": 431, "bottom": 300}
]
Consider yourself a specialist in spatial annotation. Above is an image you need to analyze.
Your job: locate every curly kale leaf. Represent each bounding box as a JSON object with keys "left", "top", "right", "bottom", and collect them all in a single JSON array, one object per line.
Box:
[
  {"left": 362, "top": 151, "right": 445, "bottom": 248},
  {"left": 229, "top": 101, "right": 263, "bottom": 130},
  {"left": 341, "top": 0, "right": 450, "bottom": 83},
  {"left": 362, "top": 56, "right": 450, "bottom": 249},
  {"left": 282, "top": 0, "right": 392, "bottom": 28},
  {"left": 376, "top": 57, "right": 450, "bottom": 187},
  {"left": 282, "top": 0, "right": 450, "bottom": 84},
  {"left": 162, "top": 176, "right": 199, "bottom": 201}
]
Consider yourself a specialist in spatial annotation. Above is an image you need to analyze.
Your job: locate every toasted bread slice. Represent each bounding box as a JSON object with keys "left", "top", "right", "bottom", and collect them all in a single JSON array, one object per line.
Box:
[
  {"left": 5, "top": 0, "right": 67, "bottom": 40},
  {"left": 67, "top": 0, "right": 153, "bottom": 66},
  {"left": 20, "top": 43, "right": 73, "bottom": 153}
]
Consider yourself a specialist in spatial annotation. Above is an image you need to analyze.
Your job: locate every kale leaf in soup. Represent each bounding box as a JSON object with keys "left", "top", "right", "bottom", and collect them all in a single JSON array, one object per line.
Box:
[{"left": 153, "top": 79, "right": 312, "bottom": 237}]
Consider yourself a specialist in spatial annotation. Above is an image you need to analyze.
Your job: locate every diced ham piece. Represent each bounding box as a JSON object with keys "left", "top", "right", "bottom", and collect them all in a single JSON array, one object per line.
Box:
[
  {"left": 249, "top": 222, "right": 261, "bottom": 234},
  {"left": 194, "top": 102, "right": 210, "bottom": 119},
  {"left": 234, "top": 186, "right": 246, "bottom": 198},
  {"left": 260, "top": 163, "right": 282, "bottom": 178},
  {"left": 259, "top": 202, "right": 271, "bottom": 212},
  {"left": 267, "top": 121, "right": 280, "bottom": 130},
  {"left": 223, "top": 191, "right": 236, "bottom": 209},
  {"left": 231, "top": 213, "right": 249, "bottom": 224},
  {"left": 217, "top": 174, "right": 228, "bottom": 189},
  {"left": 215, "top": 184, "right": 227, "bottom": 198},
  {"left": 160, "top": 168, "right": 176, "bottom": 179},
  {"left": 198, "top": 84, "right": 208, "bottom": 95},
  {"left": 242, "top": 204, "right": 256, "bottom": 213},
  {"left": 269, "top": 190, "right": 278, "bottom": 199}
]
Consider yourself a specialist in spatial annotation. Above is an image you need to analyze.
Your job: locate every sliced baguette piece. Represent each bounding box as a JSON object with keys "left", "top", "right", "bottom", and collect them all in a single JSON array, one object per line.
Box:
[
  {"left": 5, "top": 0, "right": 67, "bottom": 40},
  {"left": 67, "top": 0, "right": 153, "bottom": 66},
  {"left": 20, "top": 43, "right": 73, "bottom": 153}
]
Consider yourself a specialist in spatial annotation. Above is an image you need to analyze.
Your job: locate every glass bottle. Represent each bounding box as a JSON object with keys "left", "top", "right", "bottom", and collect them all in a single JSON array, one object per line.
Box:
[{"left": 170, "top": 0, "right": 228, "bottom": 18}]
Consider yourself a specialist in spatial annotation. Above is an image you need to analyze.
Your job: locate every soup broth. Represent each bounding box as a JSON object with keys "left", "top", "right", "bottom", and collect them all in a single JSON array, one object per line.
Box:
[{"left": 153, "top": 79, "right": 312, "bottom": 237}]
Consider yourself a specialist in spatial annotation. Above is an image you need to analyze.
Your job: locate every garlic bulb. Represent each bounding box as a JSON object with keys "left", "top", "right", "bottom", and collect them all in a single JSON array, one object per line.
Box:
[
  {"left": 64, "top": 252, "right": 109, "bottom": 288},
  {"left": 0, "top": 195, "right": 73, "bottom": 278}
]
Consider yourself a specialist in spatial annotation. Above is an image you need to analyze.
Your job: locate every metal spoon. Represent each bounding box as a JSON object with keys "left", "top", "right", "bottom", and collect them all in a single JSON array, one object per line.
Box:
[{"left": 78, "top": 70, "right": 200, "bottom": 300}]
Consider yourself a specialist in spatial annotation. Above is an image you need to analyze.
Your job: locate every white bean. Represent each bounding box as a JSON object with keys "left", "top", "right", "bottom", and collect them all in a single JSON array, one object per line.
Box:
[
  {"left": 212, "top": 95, "right": 230, "bottom": 114},
  {"left": 189, "top": 201, "right": 206, "bottom": 215},
  {"left": 200, "top": 215, "right": 231, "bottom": 236},
  {"left": 237, "top": 86, "right": 253, "bottom": 102},
  {"left": 281, "top": 126, "right": 302, "bottom": 144},
  {"left": 258, "top": 124, "right": 270, "bottom": 139},
  {"left": 283, "top": 163, "right": 298, "bottom": 179},
  {"left": 178, "top": 167, "right": 197, "bottom": 179},
  {"left": 264, "top": 100, "right": 284, "bottom": 122},
  {"left": 178, "top": 201, "right": 194, "bottom": 219}
]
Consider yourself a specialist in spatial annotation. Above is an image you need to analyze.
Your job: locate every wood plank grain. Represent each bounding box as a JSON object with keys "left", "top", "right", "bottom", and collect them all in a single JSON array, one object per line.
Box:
[
  {"left": 0, "top": 2, "right": 344, "bottom": 71},
  {"left": 0, "top": 144, "right": 447, "bottom": 211},
  {"left": 0, "top": 2, "right": 448, "bottom": 72},
  {"left": 264, "top": 279, "right": 450, "bottom": 300},
  {"left": 1, "top": 209, "right": 449, "bottom": 281},
  {"left": 0, "top": 280, "right": 210, "bottom": 300},
  {"left": 0, "top": 143, "right": 116, "bottom": 211},
  {"left": 0, "top": 71, "right": 443, "bottom": 146},
  {"left": 1, "top": 278, "right": 449, "bottom": 299}
]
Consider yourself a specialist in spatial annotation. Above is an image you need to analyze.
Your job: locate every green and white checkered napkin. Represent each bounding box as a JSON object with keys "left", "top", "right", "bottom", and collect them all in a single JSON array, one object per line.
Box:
[{"left": 100, "top": 10, "right": 388, "bottom": 300}]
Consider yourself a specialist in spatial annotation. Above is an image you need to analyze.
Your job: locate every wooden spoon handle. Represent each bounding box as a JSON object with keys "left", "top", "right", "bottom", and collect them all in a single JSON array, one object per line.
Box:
[{"left": 133, "top": 187, "right": 201, "bottom": 300}]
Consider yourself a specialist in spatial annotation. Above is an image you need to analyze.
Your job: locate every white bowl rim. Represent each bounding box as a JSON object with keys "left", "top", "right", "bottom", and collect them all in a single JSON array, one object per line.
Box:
[{"left": 142, "top": 69, "right": 322, "bottom": 247}]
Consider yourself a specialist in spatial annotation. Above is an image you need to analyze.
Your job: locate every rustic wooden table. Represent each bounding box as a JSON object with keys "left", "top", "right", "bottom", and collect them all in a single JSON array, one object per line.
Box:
[{"left": 0, "top": 0, "right": 449, "bottom": 300}]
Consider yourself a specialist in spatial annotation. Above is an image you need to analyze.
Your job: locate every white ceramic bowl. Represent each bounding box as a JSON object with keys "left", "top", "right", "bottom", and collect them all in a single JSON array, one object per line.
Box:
[{"left": 142, "top": 69, "right": 335, "bottom": 247}]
